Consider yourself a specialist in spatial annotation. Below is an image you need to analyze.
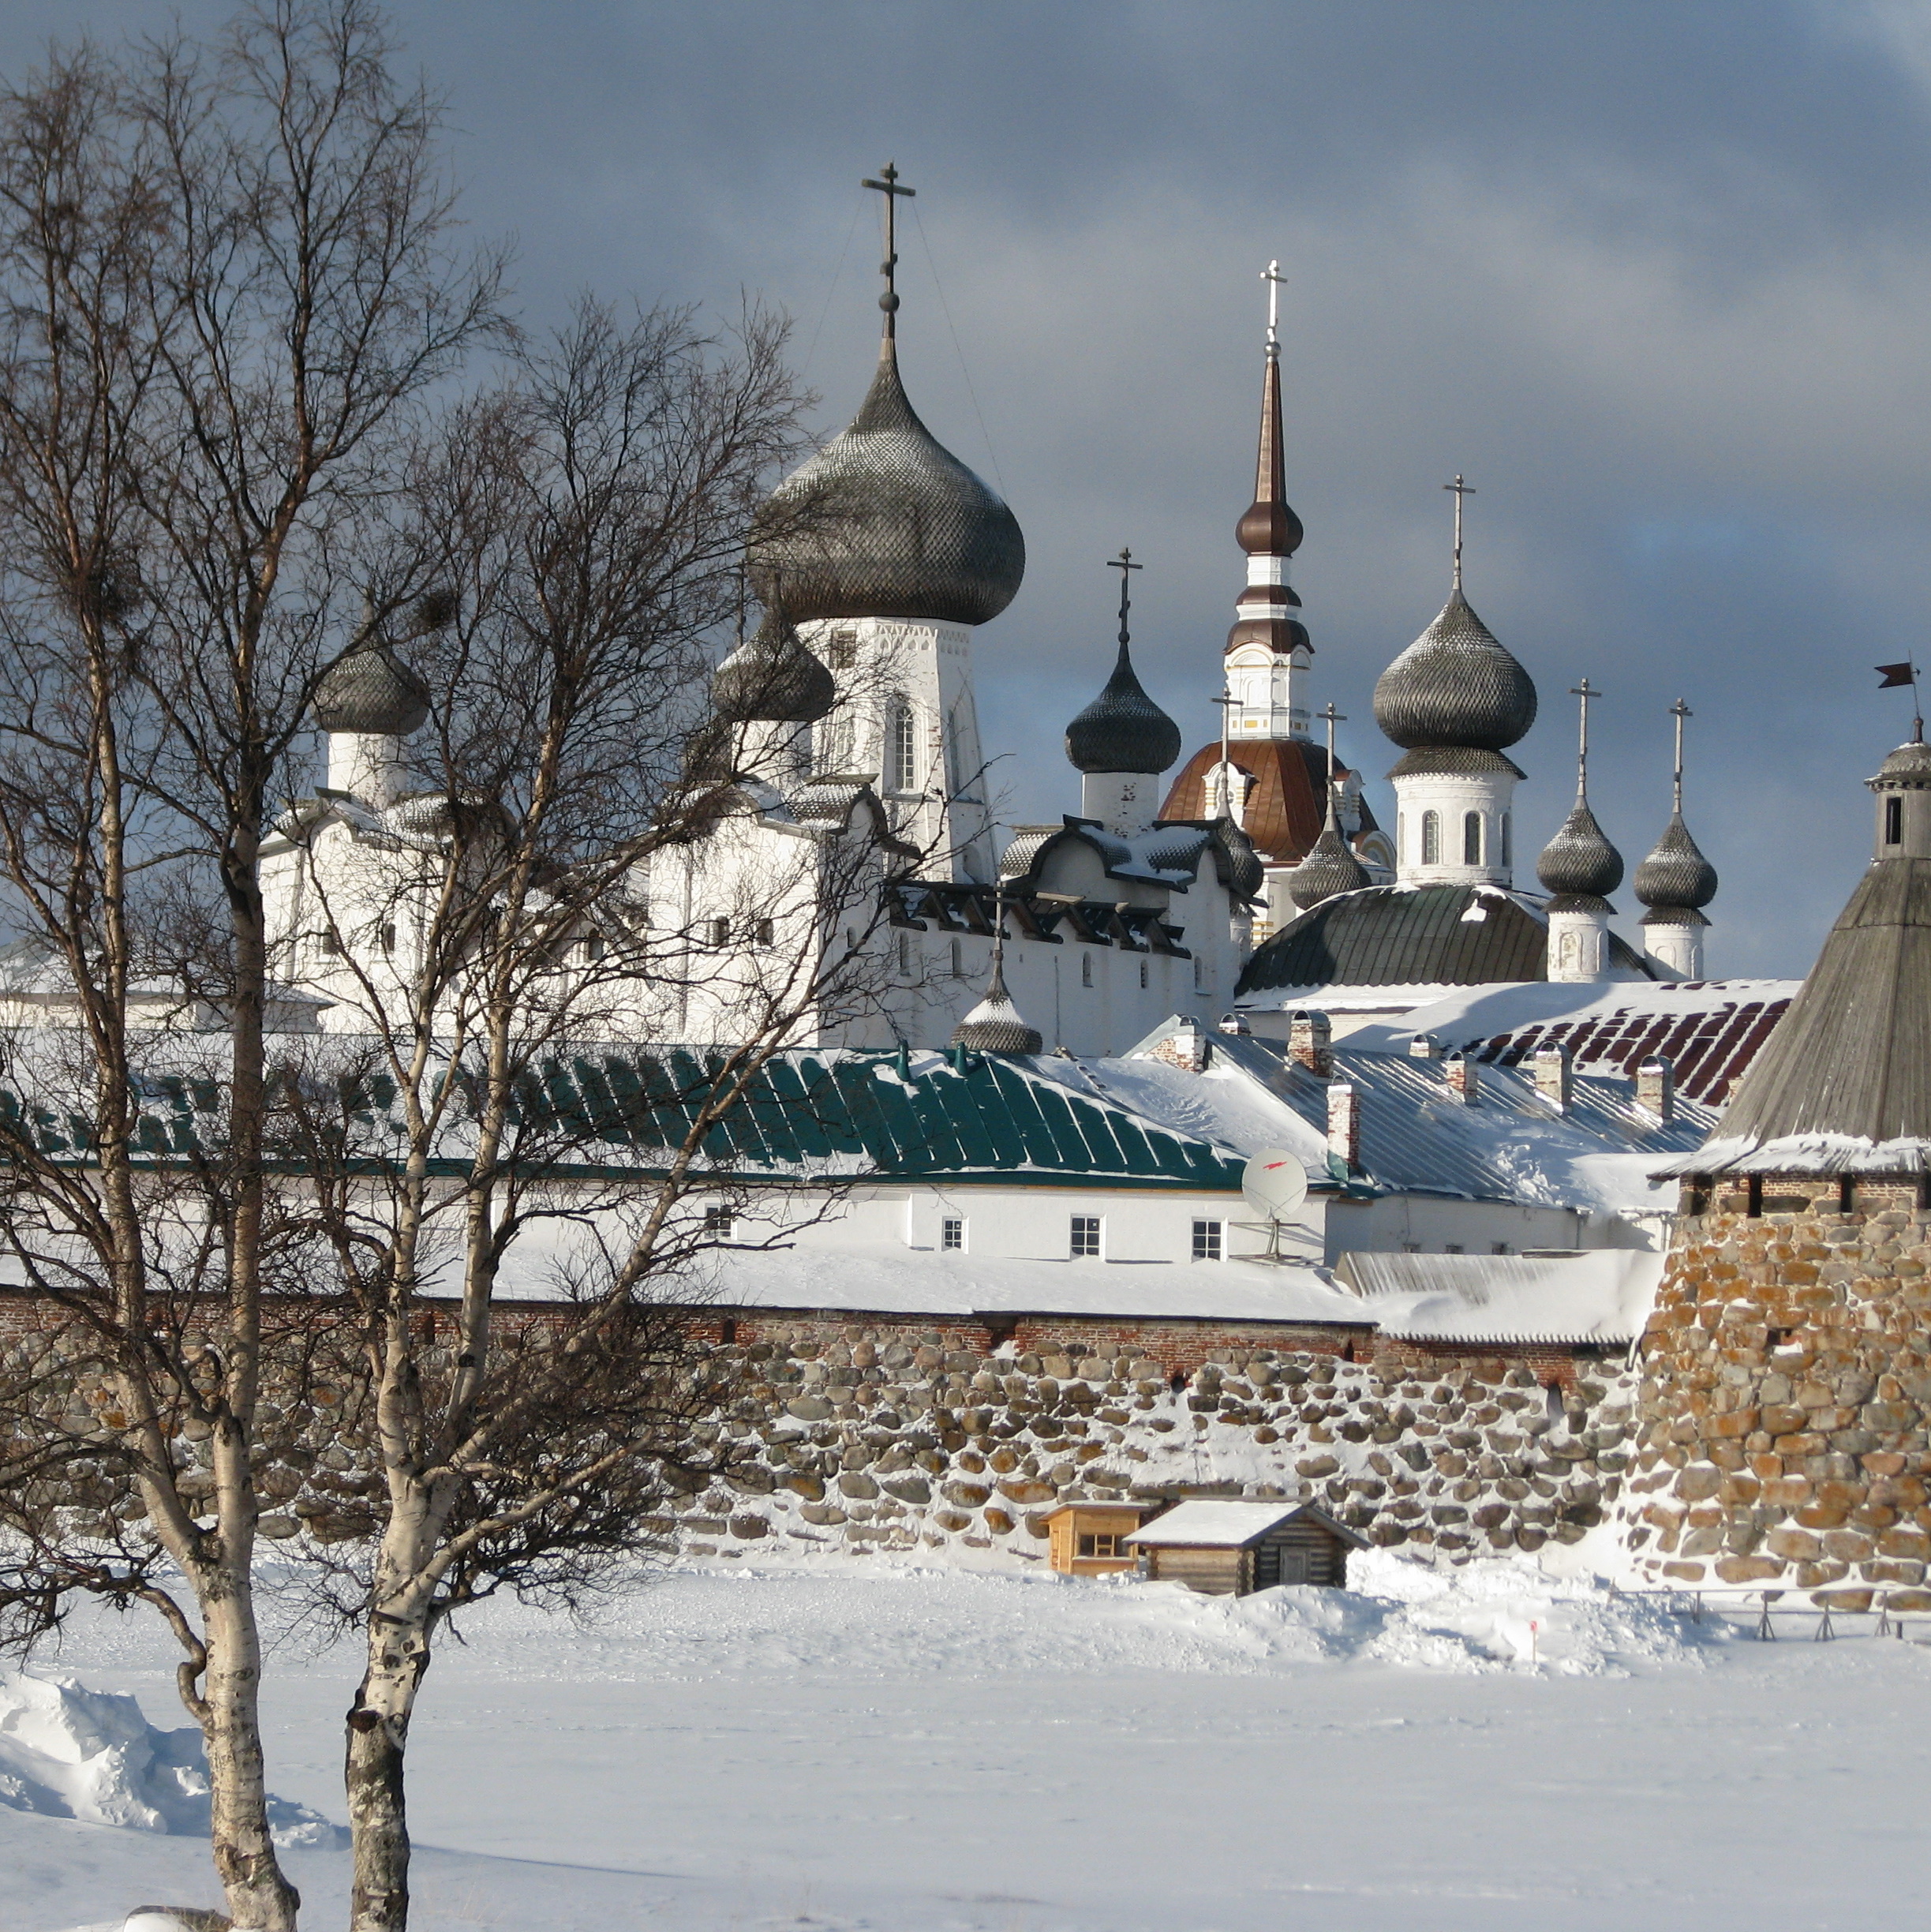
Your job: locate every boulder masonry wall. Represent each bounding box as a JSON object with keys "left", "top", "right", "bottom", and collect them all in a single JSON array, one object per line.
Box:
[{"left": 1621, "top": 1176, "right": 1931, "bottom": 1603}]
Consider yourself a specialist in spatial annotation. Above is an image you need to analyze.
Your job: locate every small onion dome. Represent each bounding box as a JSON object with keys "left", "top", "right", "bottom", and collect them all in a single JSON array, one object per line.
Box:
[
  {"left": 1633, "top": 812, "right": 1717, "bottom": 912},
  {"left": 712, "top": 612, "right": 835, "bottom": 724},
  {"left": 950, "top": 957, "right": 1042, "bottom": 1055},
  {"left": 1066, "top": 638, "right": 1182, "bottom": 775},
  {"left": 1536, "top": 796, "right": 1623, "bottom": 899},
  {"left": 749, "top": 342, "right": 1024, "bottom": 628},
  {"left": 1372, "top": 589, "right": 1536, "bottom": 751},
  {"left": 1217, "top": 819, "right": 1266, "bottom": 903},
  {"left": 1287, "top": 822, "right": 1371, "bottom": 911},
  {"left": 313, "top": 641, "right": 430, "bottom": 736},
  {"left": 1870, "top": 739, "right": 1931, "bottom": 789}
]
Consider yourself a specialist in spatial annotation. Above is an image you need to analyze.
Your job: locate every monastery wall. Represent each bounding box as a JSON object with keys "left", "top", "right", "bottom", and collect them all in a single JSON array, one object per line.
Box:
[
  {"left": 0, "top": 1292, "right": 1633, "bottom": 1566},
  {"left": 1619, "top": 1178, "right": 1931, "bottom": 1604}
]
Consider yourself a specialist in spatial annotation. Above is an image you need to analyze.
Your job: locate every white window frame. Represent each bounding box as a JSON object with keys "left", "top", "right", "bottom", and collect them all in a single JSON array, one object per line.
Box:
[{"left": 1069, "top": 1214, "right": 1102, "bottom": 1259}]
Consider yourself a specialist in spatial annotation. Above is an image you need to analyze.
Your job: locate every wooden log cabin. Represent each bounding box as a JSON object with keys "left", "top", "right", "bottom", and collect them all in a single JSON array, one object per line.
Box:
[{"left": 1124, "top": 1500, "right": 1366, "bottom": 1595}]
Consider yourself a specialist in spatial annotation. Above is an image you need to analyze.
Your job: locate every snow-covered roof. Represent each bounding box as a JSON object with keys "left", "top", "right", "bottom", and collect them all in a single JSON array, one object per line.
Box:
[
  {"left": 1339, "top": 978, "right": 1798, "bottom": 1106},
  {"left": 1336, "top": 1248, "right": 1663, "bottom": 1344},
  {"left": 1056, "top": 1028, "right": 1715, "bottom": 1218},
  {"left": 1125, "top": 1500, "right": 1364, "bottom": 1548}
]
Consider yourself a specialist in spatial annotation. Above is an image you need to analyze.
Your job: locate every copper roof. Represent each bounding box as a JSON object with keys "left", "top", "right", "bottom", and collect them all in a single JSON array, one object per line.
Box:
[{"left": 1158, "top": 739, "right": 1379, "bottom": 868}]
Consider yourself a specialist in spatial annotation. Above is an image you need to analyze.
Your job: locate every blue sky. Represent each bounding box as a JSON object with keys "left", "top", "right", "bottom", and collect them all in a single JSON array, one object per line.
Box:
[{"left": 9, "top": 0, "right": 1931, "bottom": 974}]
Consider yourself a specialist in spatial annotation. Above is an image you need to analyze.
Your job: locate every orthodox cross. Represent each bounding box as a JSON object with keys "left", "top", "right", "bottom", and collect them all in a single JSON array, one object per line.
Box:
[
  {"left": 1318, "top": 702, "right": 1347, "bottom": 822},
  {"left": 1669, "top": 698, "right": 1692, "bottom": 812},
  {"left": 1571, "top": 679, "right": 1602, "bottom": 791},
  {"left": 1108, "top": 547, "right": 1143, "bottom": 646},
  {"left": 861, "top": 163, "right": 916, "bottom": 339},
  {"left": 1261, "top": 259, "right": 1285, "bottom": 352},
  {"left": 1212, "top": 683, "right": 1240, "bottom": 820},
  {"left": 1443, "top": 474, "right": 1475, "bottom": 590}
]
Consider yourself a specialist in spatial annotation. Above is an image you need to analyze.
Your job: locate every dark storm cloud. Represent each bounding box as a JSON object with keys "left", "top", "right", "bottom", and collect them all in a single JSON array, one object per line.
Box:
[{"left": 6, "top": 0, "right": 1929, "bottom": 973}]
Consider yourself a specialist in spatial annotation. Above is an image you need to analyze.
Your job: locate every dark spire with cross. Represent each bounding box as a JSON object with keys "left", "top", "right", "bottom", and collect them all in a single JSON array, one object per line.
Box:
[
  {"left": 1670, "top": 698, "right": 1692, "bottom": 813},
  {"left": 1318, "top": 701, "right": 1348, "bottom": 826},
  {"left": 1444, "top": 474, "right": 1475, "bottom": 591},
  {"left": 1237, "top": 263, "right": 1304, "bottom": 560},
  {"left": 1065, "top": 549, "right": 1181, "bottom": 775},
  {"left": 861, "top": 162, "right": 916, "bottom": 342},
  {"left": 1109, "top": 545, "right": 1143, "bottom": 648}
]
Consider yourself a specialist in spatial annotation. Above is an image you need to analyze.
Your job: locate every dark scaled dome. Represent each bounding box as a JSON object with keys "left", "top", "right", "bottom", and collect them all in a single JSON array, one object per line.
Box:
[
  {"left": 1217, "top": 819, "right": 1266, "bottom": 903},
  {"left": 313, "top": 641, "right": 431, "bottom": 736},
  {"left": 1373, "top": 590, "right": 1537, "bottom": 751},
  {"left": 1537, "top": 796, "right": 1624, "bottom": 899},
  {"left": 713, "top": 612, "right": 836, "bottom": 724},
  {"left": 749, "top": 343, "right": 1024, "bottom": 628},
  {"left": 1286, "top": 822, "right": 1371, "bottom": 911},
  {"left": 1066, "top": 639, "right": 1182, "bottom": 775},
  {"left": 950, "top": 958, "right": 1043, "bottom": 1055},
  {"left": 1633, "top": 812, "right": 1718, "bottom": 911}
]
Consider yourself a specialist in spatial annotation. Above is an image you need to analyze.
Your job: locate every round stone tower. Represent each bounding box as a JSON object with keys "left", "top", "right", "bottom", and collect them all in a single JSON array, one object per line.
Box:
[{"left": 1624, "top": 733, "right": 1931, "bottom": 1598}]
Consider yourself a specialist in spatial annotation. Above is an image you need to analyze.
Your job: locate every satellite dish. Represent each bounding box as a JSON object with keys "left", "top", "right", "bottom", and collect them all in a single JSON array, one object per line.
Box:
[{"left": 1241, "top": 1148, "right": 1309, "bottom": 1222}]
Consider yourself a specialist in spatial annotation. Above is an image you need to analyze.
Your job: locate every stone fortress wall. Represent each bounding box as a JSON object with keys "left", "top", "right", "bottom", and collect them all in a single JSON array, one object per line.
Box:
[{"left": 1619, "top": 1176, "right": 1931, "bottom": 1604}]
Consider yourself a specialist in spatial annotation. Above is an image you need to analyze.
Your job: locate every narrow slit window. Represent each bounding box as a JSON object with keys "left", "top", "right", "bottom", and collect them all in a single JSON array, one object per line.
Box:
[
  {"left": 1463, "top": 811, "right": 1482, "bottom": 865},
  {"left": 1887, "top": 796, "right": 1903, "bottom": 845},
  {"left": 1140, "top": 958, "right": 1149, "bottom": 989},
  {"left": 1421, "top": 811, "right": 1440, "bottom": 866},
  {"left": 1081, "top": 952, "right": 1094, "bottom": 988},
  {"left": 378, "top": 922, "right": 397, "bottom": 955},
  {"left": 1070, "top": 1215, "right": 1102, "bottom": 1258},
  {"left": 950, "top": 938, "right": 964, "bottom": 976},
  {"left": 1500, "top": 813, "right": 1513, "bottom": 867},
  {"left": 890, "top": 702, "right": 919, "bottom": 792}
]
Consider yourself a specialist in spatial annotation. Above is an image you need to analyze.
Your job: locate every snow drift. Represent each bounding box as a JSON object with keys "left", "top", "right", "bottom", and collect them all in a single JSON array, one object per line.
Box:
[{"left": 0, "top": 1672, "right": 340, "bottom": 1844}]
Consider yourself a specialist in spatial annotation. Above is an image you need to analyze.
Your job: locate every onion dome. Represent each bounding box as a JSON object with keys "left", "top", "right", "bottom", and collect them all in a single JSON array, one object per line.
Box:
[
  {"left": 1066, "top": 638, "right": 1181, "bottom": 775},
  {"left": 313, "top": 640, "right": 431, "bottom": 736},
  {"left": 1634, "top": 813, "right": 1718, "bottom": 913},
  {"left": 749, "top": 341, "right": 1024, "bottom": 628},
  {"left": 713, "top": 612, "right": 835, "bottom": 724},
  {"left": 1286, "top": 818, "right": 1371, "bottom": 911},
  {"left": 1536, "top": 796, "right": 1623, "bottom": 900},
  {"left": 950, "top": 953, "right": 1042, "bottom": 1056},
  {"left": 1217, "top": 819, "right": 1266, "bottom": 903},
  {"left": 1372, "top": 590, "right": 1536, "bottom": 751}
]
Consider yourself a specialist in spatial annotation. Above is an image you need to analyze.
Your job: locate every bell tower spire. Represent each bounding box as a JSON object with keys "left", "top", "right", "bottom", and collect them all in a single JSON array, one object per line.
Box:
[{"left": 1224, "top": 260, "right": 1312, "bottom": 743}]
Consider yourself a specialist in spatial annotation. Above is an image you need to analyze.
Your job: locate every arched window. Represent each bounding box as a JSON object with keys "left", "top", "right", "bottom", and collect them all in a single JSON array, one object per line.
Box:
[
  {"left": 889, "top": 702, "right": 918, "bottom": 793},
  {"left": 1420, "top": 810, "right": 1440, "bottom": 866},
  {"left": 1463, "top": 811, "right": 1483, "bottom": 865}
]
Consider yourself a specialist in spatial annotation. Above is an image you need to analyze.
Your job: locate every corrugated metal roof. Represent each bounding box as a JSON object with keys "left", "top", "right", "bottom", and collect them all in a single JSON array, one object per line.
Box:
[
  {"left": 0, "top": 1040, "right": 1249, "bottom": 1191},
  {"left": 1198, "top": 1033, "right": 1716, "bottom": 1208},
  {"left": 1237, "top": 884, "right": 1653, "bottom": 996}
]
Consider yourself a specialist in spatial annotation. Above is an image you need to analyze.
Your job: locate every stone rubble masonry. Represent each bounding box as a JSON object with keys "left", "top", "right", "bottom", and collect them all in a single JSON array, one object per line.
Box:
[
  {"left": 0, "top": 1293, "right": 1630, "bottom": 1564},
  {"left": 1620, "top": 1176, "right": 1931, "bottom": 1597}
]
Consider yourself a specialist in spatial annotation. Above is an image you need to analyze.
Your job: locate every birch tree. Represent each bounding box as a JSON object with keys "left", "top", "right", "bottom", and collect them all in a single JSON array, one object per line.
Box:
[{"left": 0, "top": 6, "right": 498, "bottom": 1925}]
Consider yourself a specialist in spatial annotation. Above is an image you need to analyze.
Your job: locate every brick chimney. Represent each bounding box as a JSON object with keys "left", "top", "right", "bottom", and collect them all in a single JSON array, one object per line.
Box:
[
  {"left": 1151, "top": 1018, "right": 1210, "bottom": 1073},
  {"left": 1532, "top": 1039, "right": 1574, "bottom": 1113},
  {"left": 1637, "top": 1053, "right": 1675, "bottom": 1122},
  {"left": 1409, "top": 1032, "right": 1442, "bottom": 1059},
  {"left": 1444, "top": 1050, "right": 1478, "bottom": 1104},
  {"left": 1327, "top": 1078, "right": 1360, "bottom": 1171},
  {"left": 1289, "top": 1009, "right": 1333, "bottom": 1078}
]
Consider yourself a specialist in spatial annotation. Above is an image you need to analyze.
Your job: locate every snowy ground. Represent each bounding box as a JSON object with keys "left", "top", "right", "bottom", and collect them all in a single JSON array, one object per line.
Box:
[{"left": 7, "top": 1542, "right": 1929, "bottom": 1932}]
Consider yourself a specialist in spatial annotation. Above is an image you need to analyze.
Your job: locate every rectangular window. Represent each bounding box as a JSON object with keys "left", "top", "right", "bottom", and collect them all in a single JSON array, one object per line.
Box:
[
  {"left": 1888, "top": 796, "right": 1903, "bottom": 845},
  {"left": 1445, "top": 1242, "right": 1464, "bottom": 1255},
  {"left": 316, "top": 930, "right": 341, "bottom": 958},
  {"left": 1140, "top": 958, "right": 1149, "bottom": 989},
  {"left": 941, "top": 1215, "right": 964, "bottom": 1251},
  {"left": 1401, "top": 1240, "right": 1421, "bottom": 1253},
  {"left": 704, "top": 1206, "right": 735, "bottom": 1240},
  {"left": 1192, "top": 954, "right": 1203, "bottom": 990},
  {"left": 1076, "top": 1533, "right": 1118, "bottom": 1559},
  {"left": 1421, "top": 811, "right": 1440, "bottom": 865},
  {"left": 1500, "top": 813, "right": 1512, "bottom": 867},
  {"left": 1463, "top": 811, "right": 1482, "bottom": 865},
  {"left": 1070, "top": 1215, "right": 1102, "bottom": 1259},
  {"left": 1081, "top": 951, "right": 1094, "bottom": 987},
  {"left": 1491, "top": 1241, "right": 1511, "bottom": 1255},
  {"left": 709, "top": 915, "right": 731, "bottom": 948},
  {"left": 896, "top": 928, "right": 913, "bottom": 976},
  {"left": 1192, "top": 1219, "right": 1223, "bottom": 1261},
  {"left": 581, "top": 931, "right": 605, "bottom": 961},
  {"left": 827, "top": 627, "right": 859, "bottom": 670},
  {"left": 378, "top": 922, "right": 397, "bottom": 954},
  {"left": 890, "top": 702, "right": 919, "bottom": 792},
  {"left": 753, "top": 916, "right": 774, "bottom": 946}
]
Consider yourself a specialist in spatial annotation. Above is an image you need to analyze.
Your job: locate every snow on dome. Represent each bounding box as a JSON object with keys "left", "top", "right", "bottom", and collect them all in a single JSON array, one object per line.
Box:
[
  {"left": 1536, "top": 796, "right": 1623, "bottom": 900},
  {"left": 1372, "top": 589, "right": 1536, "bottom": 752},
  {"left": 750, "top": 342, "right": 1024, "bottom": 628},
  {"left": 1286, "top": 820, "right": 1371, "bottom": 911},
  {"left": 312, "top": 639, "right": 431, "bottom": 736},
  {"left": 1633, "top": 811, "right": 1717, "bottom": 912}
]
